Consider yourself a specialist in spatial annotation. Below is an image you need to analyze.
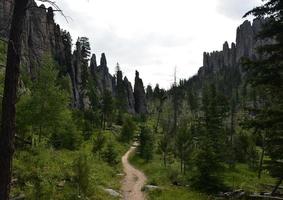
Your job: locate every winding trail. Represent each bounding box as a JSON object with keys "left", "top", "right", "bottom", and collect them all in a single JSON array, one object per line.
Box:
[{"left": 121, "top": 143, "right": 147, "bottom": 200}]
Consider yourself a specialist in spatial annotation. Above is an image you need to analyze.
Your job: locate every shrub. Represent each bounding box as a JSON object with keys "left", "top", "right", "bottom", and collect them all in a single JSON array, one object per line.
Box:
[
  {"left": 139, "top": 126, "right": 154, "bottom": 162},
  {"left": 120, "top": 116, "right": 136, "bottom": 142},
  {"left": 102, "top": 142, "right": 118, "bottom": 165}
]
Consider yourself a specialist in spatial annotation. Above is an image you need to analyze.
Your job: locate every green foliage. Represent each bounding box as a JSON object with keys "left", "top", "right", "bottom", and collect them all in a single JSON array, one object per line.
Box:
[
  {"left": 78, "top": 37, "right": 91, "bottom": 60},
  {"left": 16, "top": 56, "right": 82, "bottom": 149},
  {"left": 102, "top": 141, "right": 119, "bottom": 165},
  {"left": 120, "top": 116, "right": 136, "bottom": 142},
  {"left": 130, "top": 153, "right": 209, "bottom": 200},
  {"left": 139, "top": 126, "right": 154, "bottom": 162},
  {"left": 12, "top": 135, "right": 127, "bottom": 200},
  {"left": 190, "top": 84, "right": 229, "bottom": 191},
  {"left": 50, "top": 112, "right": 83, "bottom": 150},
  {"left": 92, "top": 131, "right": 106, "bottom": 159},
  {"left": 243, "top": 0, "right": 283, "bottom": 187},
  {"left": 101, "top": 90, "right": 115, "bottom": 129},
  {"left": 73, "top": 152, "right": 92, "bottom": 198},
  {"left": 233, "top": 131, "right": 259, "bottom": 167},
  {"left": 175, "top": 122, "right": 193, "bottom": 173}
]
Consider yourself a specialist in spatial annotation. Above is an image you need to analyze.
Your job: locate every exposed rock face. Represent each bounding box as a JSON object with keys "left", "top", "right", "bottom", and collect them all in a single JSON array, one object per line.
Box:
[
  {"left": 123, "top": 77, "right": 135, "bottom": 114},
  {"left": 134, "top": 71, "right": 147, "bottom": 114},
  {"left": 0, "top": 0, "right": 71, "bottom": 78},
  {"left": 91, "top": 53, "right": 115, "bottom": 96},
  {"left": 198, "top": 18, "right": 269, "bottom": 79},
  {"left": 0, "top": 0, "right": 145, "bottom": 114},
  {"left": 90, "top": 54, "right": 97, "bottom": 77},
  {"left": 0, "top": 0, "right": 13, "bottom": 37},
  {"left": 70, "top": 41, "right": 85, "bottom": 109},
  {"left": 116, "top": 68, "right": 135, "bottom": 114}
]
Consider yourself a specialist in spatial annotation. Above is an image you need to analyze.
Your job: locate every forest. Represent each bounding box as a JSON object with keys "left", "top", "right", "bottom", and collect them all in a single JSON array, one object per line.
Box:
[{"left": 0, "top": 0, "right": 282, "bottom": 200}]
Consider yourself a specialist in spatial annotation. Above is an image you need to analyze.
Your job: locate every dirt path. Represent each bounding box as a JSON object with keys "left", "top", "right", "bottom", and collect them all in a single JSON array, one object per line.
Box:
[{"left": 121, "top": 143, "right": 147, "bottom": 200}]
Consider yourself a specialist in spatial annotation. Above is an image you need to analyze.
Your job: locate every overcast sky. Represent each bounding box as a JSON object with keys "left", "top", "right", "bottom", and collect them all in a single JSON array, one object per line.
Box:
[{"left": 49, "top": 0, "right": 262, "bottom": 89}]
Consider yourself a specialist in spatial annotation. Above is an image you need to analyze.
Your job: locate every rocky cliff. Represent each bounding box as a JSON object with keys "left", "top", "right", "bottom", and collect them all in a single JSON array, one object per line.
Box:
[
  {"left": 134, "top": 71, "right": 147, "bottom": 115},
  {"left": 184, "top": 18, "right": 270, "bottom": 97},
  {"left": 116, "top": 67, "right": 136, "bottom": 114},
  {"left": 0, "top": 0, "right": 147, "bottom": 114},
  {"left": 198, "top": 18, "right": 268, "bottom": 79}
]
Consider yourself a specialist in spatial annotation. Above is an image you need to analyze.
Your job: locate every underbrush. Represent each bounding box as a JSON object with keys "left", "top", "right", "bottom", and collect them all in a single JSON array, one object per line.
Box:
[
  {"left": 130, "top": 152, "right": 275, "bottom": 200},
  {"left": 11, "top": 130, "right": 129, "bottom": 200}
]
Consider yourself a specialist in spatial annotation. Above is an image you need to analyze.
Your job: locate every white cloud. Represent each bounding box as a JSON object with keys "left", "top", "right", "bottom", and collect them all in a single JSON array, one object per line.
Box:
[
  {"left": 47, "top": 0, "right": 262, "bottom": 88},
  {"left": 216, "top": 0, "right": 262, "bottom": 19}
]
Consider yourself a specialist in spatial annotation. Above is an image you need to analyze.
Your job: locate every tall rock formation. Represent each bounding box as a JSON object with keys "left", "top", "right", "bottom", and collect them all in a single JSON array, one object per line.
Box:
[
  {"left": 0, "top": 0, "right": 13, "bottom": 37},
  {"left": 189, "top": 18, "right": 271, "bottom": 97},
  {"left": 199, "top": 18, "right": 269, "bottom": 78},
  {"left": 0, "top": 0, "right": 146, "bottom": 114},
  {"left": 116, "top": 67, "right": 135, "bottom": 114},
  {"left": 90, "top": 53, "right": 116, "bottom": 96},
  {"left": 124, "top": 77, "right": 135, "bottom": 114},
  {"left": 134, "top": 71, "right": 147, "bottom": 114}
]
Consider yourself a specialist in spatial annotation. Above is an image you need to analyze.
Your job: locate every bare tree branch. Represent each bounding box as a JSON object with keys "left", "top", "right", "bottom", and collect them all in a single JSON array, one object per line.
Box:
[{"left": 36, "top": 0, "right": 69, "bottom": 22}]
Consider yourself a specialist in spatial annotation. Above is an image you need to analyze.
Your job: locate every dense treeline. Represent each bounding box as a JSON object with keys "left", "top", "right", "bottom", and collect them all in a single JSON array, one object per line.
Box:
[
  {"left": 134, "top": 0, "right": 283, "bottom": 196},
  {"left": 0, "top": 0, "right": 282, "bottom": 199},
  {"left": 0, "top": 37, "right": 141, "bottom": 199}
]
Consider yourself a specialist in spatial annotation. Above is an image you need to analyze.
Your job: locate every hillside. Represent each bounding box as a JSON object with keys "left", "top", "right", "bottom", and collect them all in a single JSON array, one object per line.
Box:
[{"left": 0, "top": 0, "right": 282, "bottom": 200}]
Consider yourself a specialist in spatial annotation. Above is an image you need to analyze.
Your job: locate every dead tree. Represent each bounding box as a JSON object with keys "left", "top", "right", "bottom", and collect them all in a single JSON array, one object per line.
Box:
[
  {"left": 0, "top": 0, "right": 64, "bottom": 199},
  {"left": 0, "top": 1, "right": 30, "bottom": 199}
]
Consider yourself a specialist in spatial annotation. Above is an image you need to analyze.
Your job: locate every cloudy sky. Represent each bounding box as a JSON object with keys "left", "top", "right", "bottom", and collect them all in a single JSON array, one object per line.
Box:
[{"left": 49, "top": 0, "right": 262, "bottom": 88}]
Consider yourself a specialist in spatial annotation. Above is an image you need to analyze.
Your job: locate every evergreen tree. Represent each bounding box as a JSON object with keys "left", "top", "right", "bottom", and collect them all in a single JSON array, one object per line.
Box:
[
  {"left": 17, "top": 56, "right": 81, "bottom": 149},
  {"left": 78, "top": 37, "right": 91, "bottom": 60},
  {"left": 192, "top": 84, "right": 228, "bottom": 191},
  {"left": 92, "top": 131, "right": 106, "bottom": 159},
  {"left": 73, "top": 153, "right": 91, "bottom": 198},
  {"left": 154, "top": 87, "right": 167, "bottom": 133},
  {"left": 139, "top": 126, "right": 154, "bottom": 162},
  {"left": 0, "top": 1, "right": 29, "bottom": 197},
  {"left": 176, "top": 122, "right": 192, "bottom": 174},
  {"left": 102, "top": 142, "right": 118, "bottom": 165},
  {"left": 100, "top": 90, "right": 114, "bottom": 129},
  {"left": 120, "top": 116, "right": 136, "bottom": 143},
  {"left": 244, "top": 0, "right": 283, "bottom": 194}
]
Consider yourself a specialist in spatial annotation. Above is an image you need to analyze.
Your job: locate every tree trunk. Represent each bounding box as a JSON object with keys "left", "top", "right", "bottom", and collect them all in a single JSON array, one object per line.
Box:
[
  {"left": 0, "top": 0, "right": 29, "bottom": 199},
  {"left": 155, "top": 99, "right": 164, "bottom": 134},
  {"left": 155, "top": 109, "right": 161, "bottom": 134},
  {"left": 258, "top": 132, "right": 266, "bottom": 179}
]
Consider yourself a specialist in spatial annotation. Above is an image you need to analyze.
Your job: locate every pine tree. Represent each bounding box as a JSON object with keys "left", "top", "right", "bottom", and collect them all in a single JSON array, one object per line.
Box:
[
  {"left": 193, "top": 84, "right": 228, "bottom": 191},
  {"left": 16, "top": 57, "right": 76, "bottom": 147},
  {"left": 100, "top": 90, "right": 114, "bottom": 129},
  {"left": 102, "top": 142, "right": 118, "bottom": 165},
  {"left": 120, "top": 116, "right": 136, "bottom": 143},
  {"left": 73, "top": 153, "right": 91, "bottom": 198},
  {"left": 0, "top": 1, "right": 29, "bottom": 198},
  {"left": 139, "top": 126, "right": 154, "bottom": 162},
  {"left": 176, "top": 122, "right": 192, "bottom": 174},
  {"left": 243, "top": 0, "right": 283, "bottom": 194},
  {"left": 92, "top": 131, "right": 106, "bottom": 159}
]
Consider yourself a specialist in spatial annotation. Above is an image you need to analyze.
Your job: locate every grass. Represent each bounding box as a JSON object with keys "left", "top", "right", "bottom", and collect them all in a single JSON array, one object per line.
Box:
[
  {"left": 222, "top": 164, "right": 275, "bottom": 193},
  {"left": 11, "top": 129, "right": 129, "bottom": 200},
  {"left": 130, "top": 153, "right": 208, "bottom": 200},
  {"left": 130, "top": 151, "right": 275, "bottom": 200}
]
